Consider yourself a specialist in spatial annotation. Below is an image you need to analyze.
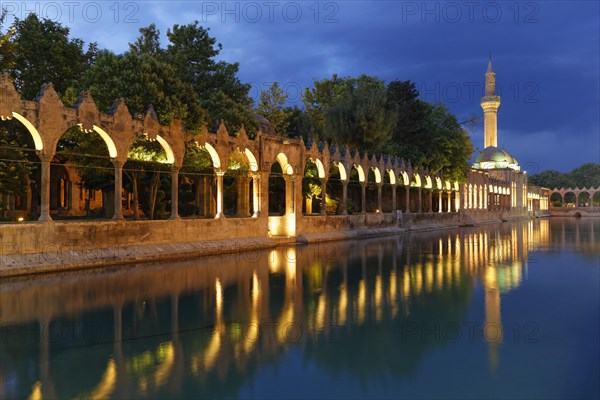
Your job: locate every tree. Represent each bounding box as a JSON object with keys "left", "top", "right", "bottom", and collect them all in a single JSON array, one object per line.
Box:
[
  {"left": 6, "top": 14, "right": 95, "bottom": 100},
  {"left": 302, "top": 75, "right": 397, "bottom": 151},
  {"left": 166, "top": 21, "right": 257, "bottom": 134},
  {"left": 258, "top": 82, "right": 292, "bottom": 135},
  {"left": 530, "top": 163, "right": 600, "bottom": 189}
]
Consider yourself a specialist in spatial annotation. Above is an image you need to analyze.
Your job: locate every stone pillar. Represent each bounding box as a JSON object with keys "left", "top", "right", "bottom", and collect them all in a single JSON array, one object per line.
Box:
[
  {"left": 455, "top": 190, "right": 460, "bottom": 212},
  {"left": 169, "top": 166, "right": 180, "bottom": 220},
  {"left": 418, "top": 187, "right": 422, "bottom": 213},
  {"left": 252, "top": 173, "right": 260, "bottom": 217},
  {"left": 391, "top": 184, "right": 397, "bottom": 213},
  {"left": 341, "top": 180, "right": 348, "bottom": 215},
  {"left": 284, "top": 175, "right": 295, "bottom": 215},
  {"left": 236, "top": 175, "right": 250, "bottom": 217},
  {"left": 112, "top": 160, "right": 124, "bottom": 220},
  {"left": 361, "top": 182, "right": 366, "bottom": 214},
  {"left": 320, "top": 179, "right": 327, "bottom": 216},
  {"left": 215, "top": 171, "right": 224, "bottom": 219},
  {"left": 377, "top": 184, "right": 382, "bottom": 212},
  {"left": 38, "top": 153, "right": 52, "bottom": 222},
  {"left": 447, "top": 192, "right": 452, "bottom": 212},
  {"left": 405, "top": 186, "right": 410, "bottom": 214},
  {"left": 438, "top": 192, "right": 443, "bottom": 213}
]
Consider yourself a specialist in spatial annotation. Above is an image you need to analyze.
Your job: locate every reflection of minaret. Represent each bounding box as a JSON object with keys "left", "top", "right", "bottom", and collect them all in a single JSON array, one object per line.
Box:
[
  {"left": 481, "top": 55, "right": 501, "bottom": 148},
  {"left": 484, "top": 267, "right": 504, "bottom": 375}
]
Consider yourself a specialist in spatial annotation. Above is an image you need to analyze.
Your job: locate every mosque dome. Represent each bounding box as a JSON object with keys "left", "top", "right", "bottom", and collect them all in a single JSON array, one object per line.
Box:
[{"left": 472, "top": 146, "right": 520, "bottom": 171}]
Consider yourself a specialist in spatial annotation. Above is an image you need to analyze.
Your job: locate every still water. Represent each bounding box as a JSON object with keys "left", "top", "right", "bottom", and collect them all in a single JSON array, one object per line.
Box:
[{"left": 1, "top": 218, "right": 598, "bottom": 399}]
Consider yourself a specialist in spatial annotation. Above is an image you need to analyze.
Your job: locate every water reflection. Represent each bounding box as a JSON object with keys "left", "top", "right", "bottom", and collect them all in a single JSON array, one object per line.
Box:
[{"left": 0, "top": 218, "right": 598, "bottom": 399}]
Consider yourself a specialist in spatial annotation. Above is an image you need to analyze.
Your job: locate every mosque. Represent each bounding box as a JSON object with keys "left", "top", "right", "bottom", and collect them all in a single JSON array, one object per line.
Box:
[{"left": 463, "top": 57, "right": 549, "bottom": 214}]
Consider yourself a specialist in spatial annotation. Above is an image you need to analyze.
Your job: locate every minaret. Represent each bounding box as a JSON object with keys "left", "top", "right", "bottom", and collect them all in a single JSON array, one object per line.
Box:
[{"left": 481, "top": 55, "right": 501, "bottom": 148}]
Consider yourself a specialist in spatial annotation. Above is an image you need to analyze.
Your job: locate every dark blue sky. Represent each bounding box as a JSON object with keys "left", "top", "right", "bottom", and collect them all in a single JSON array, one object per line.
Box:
[{"left": 4, "top": 1, "right": 598, "bottom": 172}]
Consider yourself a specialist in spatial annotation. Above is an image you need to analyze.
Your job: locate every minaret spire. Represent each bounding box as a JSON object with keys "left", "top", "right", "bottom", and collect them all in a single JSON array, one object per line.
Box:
[{"left": 481, "top": 55, "right": 501, "bottom": 148}]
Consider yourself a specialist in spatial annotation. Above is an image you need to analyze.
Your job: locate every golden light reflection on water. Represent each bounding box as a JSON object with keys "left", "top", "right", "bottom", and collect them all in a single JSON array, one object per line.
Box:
[{"left": 1, "top": 218, "right": 597, "bottom": 399}]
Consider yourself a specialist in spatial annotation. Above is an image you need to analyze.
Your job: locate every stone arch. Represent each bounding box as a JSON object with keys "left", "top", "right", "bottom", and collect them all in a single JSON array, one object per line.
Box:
[
  {"left": 204, "top": 143, "right": 221, "bottom": 169},
  {"left": 9, "top": 112, "right": 44, "bottom": 151},
  {"left": 577, "top": 191, "right": 591, "bottom": 207},
  {"left": 276, "top": 152, "right": 293, "bottom": 175},
  {"left": 180, "top": 142, "right": 217, "bottom": 218},
  {"left": 387, "top": 169, "right": 396, "bottom": 185},
  {"left": 244, "top": 148, "right": 259, "bottom": 172},
  {"left": 550, "top": 192, "right": 563, "bottom": 207},
  {"left": 51, "top": 124, "right": 116, "bottom": 219},
  {"left": 366, "top": 167, "right": 378, "bottom": 213},
  {"left": 354, "top": 164, "right": 366, "bottom": 182},
  {"left": 224, "top": 149, "right": 252, "bottom": 218},
  {"left": 302, "top": 158, "right": 323, "bottom": 215}
]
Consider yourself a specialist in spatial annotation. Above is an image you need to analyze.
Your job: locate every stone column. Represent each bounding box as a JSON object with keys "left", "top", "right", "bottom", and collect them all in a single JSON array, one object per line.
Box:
[
  {"left": 447, "top": 192, "right": 452, "bottom": 212},
  {"left": 438, "top": 191, "right": 443, "bottom": 213},
  {"left": 112, "top": 159, "right": 124, "bottom": 220},
  {"left": 320, "top": 179, "right": 327, "bottom": 216},
  {"left": 391, "top": 184, "right": 397, "bottom": 213},
  {"left": 169, "top": 166, "right": 180, "bottom": 220},
  {"left": 455, "top": 190, "right": 460, "bottom": 212},
  {"left": 341, "top": 180, "right": 348, "bottom": 215},
  {"left": 38, "top": 152, "right": 52, "bottom": 222},
  {"left": 284, "top": 175, "right": 294, "bottom": 215},
  {"left": 252, "top": 173, "right": 260, "bottom": 217},
  {"left": 361, "top": 182, "right": 366, "bottom": 214},
  {"left": 236, "top": 175, "right": 251, "bottom": 217},
  {"left": 215, "top": 171, "right": 224, "bottom": 219},
  {"left": 405, "top": 186, "right": 410, "bottom": 214},
  {"left": 377, "top": 184, "right": 382, "bottom": 213}
]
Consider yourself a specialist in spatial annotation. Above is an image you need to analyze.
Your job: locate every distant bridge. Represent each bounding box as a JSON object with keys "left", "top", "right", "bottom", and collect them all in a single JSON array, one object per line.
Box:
[{"left": 549, "top": 187, "right": 600, "bottom": 208}]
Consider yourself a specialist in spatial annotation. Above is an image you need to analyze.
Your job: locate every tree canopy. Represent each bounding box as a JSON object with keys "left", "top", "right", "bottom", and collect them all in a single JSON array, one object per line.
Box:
[{"left": 529, "top": 163, "right": 600, "bottom": 189}]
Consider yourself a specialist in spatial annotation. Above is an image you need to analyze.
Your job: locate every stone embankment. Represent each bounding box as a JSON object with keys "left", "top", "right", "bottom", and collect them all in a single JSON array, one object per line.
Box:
[{"left": 0, "top": 210, "right": 538, "bottom": 278}]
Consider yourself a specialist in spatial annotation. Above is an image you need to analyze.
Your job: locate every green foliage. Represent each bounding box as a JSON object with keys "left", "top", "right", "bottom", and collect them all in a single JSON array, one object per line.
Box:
[
  {"left": 0, "top": 127, "right": 33, "bottom": 196},
  {"left": 303, "top": 74, "right": 397, "bottom": 151},
  {"left": 4, "top": 14, "right": 96, "bottom": 100},
  {"left": 529, "top": 163, "right": 600, "bottom": 189},
  {"left": 258, "top": 82, "right": 293, "bottom": 136},
  {"left": 56, "top": 126, "right": 114, "bottom": 191},
  {"left": 302, "top": 161, "right": 322, "bottom": 199}
]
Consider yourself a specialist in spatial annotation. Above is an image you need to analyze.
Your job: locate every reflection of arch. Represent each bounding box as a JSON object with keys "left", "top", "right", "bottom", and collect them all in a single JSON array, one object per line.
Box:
[
  {"left": 155, "top": 135, "right": 175, "bottom": 164},
  {"left": 92, "top": 125, "right": 118, "bottom": 158},
  {"left": 11, "top": 112, "right": 44, "bottom": 151},
  {"left": 372, "top": 167, "right": 382, "bottom": 184},
  {"left": 276, "top": 153, "right": 293, "bottom": 175},
  {"left": 244, "top": 148, "right": 258, "bottom": 172},
  {"left": 354, "top": 165, "right": 365, "bottom": 182}
]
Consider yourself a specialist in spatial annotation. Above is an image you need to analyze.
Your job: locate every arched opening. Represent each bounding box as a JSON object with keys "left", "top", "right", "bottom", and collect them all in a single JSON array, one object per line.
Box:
[
  {"left": 269, "top": 161, "right": 286, "bottom": 216},
  {"left": 326, "top": 162, "right": 345, "bottom": 214},
  {"left": 550, "top": 192, "right": 563, "bottom": 208},
  {"left": 52, "top": 125, "right": 114, "bottom": 219},
  {"left": 302, "top": 158, "right": 322, "bottom": 215},
  {"left": 563, "top": 192, "right": 576, "bottom": 207},
  {"left": 124, "top": 136, "right": 171, "bottom": 220},
  {"left": 593, "top": 192, "right": 600, "bottom": 208},
  {"left": 180, "top": 143, "right": 216, "bottom": 218},
  {"left": 577, "top": 192, "right": 591, "bottom": 208},
  {"left": 366, "top": 168, "right": 379, "bottom": 213},
  {"left": 347, "top": 165, "right": 363, "bottom": 214},
  {"left": 381, "top": 170, "right": 394, "bottom": 213},
  {"left": 224, "top": 150, "right": 252, "bottom": 217},
  {"left": 397, "top": 171, "right": 410, "bottom": 213},
  {"left": 0, "top": 118, "right": 39, "bottom": 221},
  {"left": 410, "top": 173, "right": 422, "bottom": 213}
]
